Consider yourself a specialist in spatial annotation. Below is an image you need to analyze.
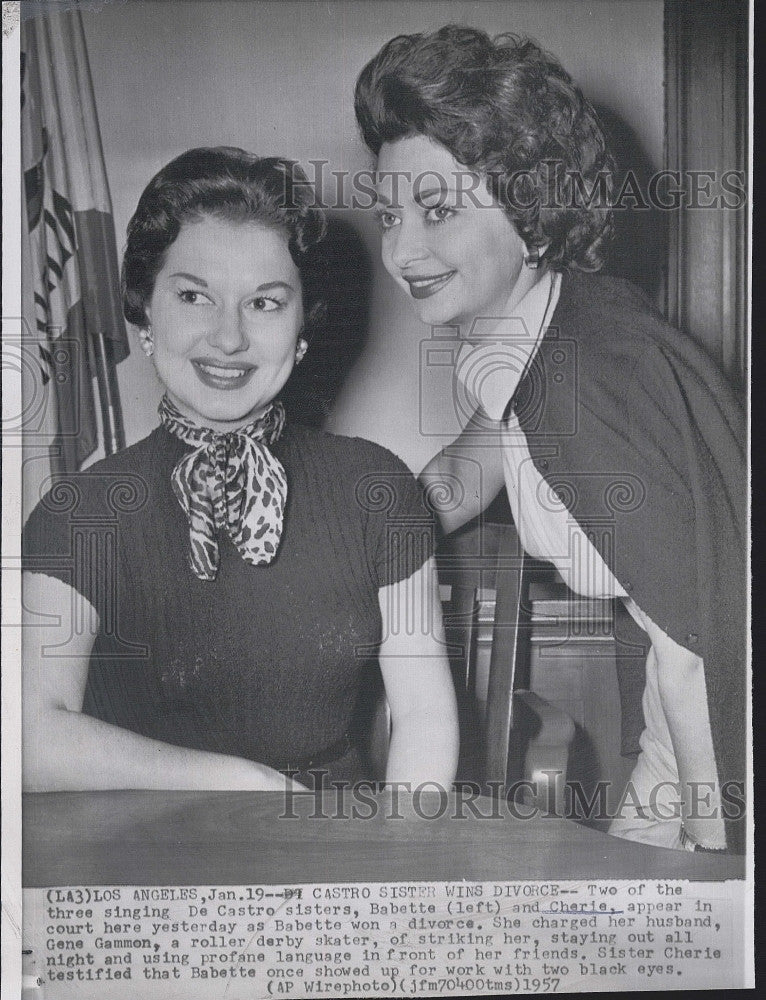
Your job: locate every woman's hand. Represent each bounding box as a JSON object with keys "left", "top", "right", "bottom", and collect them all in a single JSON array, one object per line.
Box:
[{"left": 375, "top": 559, "right": 459, "bottom": 790}]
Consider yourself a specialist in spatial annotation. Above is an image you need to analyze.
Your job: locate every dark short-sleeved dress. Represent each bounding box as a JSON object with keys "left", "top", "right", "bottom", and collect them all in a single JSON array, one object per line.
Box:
[{"left": 22, "top": 422, "right": 434, "bottom": 782}]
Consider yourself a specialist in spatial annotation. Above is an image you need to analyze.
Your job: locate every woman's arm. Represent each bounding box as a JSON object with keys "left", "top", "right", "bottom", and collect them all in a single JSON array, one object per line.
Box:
[
  {"left": 22, "top": 572, "right": 299, "bottom": 792},
  {"left": 419, "top": 409, "right": 506, "bottom": 535},
  {"left": 645, "top": 617, "right": 727, "bottom": 849},
  {"left": 376, "top": 558, "right": 459, "bottom": 789}
]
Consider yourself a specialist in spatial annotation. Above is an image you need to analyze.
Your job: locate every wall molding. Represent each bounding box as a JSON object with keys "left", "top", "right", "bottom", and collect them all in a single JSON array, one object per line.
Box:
[{"left": 664, "top": 0, "right": 748, "bottom": 383}]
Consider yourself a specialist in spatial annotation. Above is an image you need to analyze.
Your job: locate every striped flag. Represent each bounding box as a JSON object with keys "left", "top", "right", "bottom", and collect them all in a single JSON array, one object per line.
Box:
[{"left": 21, "top": 6, "right": 129, "bottom": 472}]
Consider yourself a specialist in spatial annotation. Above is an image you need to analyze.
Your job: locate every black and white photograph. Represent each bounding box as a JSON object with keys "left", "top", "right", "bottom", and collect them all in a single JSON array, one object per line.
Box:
[{"left": 1, "top": 0, "right": 752, "bottom": 995}]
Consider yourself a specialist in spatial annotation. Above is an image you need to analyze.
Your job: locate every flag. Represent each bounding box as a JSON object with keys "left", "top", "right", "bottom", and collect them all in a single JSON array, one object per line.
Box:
[{"left": 21, "top": 5, "right": 129, "bottom": 473}]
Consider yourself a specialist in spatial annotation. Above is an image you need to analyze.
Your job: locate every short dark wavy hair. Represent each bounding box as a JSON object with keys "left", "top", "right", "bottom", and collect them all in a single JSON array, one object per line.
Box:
[
  {"left": 355, "top": 25, "right": 614, "bottom": 271},
  {"left": 122, "top": 146, "right": 328, "bottom": 335}
]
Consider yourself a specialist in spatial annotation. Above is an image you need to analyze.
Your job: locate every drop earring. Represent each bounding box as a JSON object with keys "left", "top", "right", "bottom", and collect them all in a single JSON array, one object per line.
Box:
[
  {"left": 139, "top": 327, "right": 154, "bottom": 357},
  {"left": 295, "top": 338, "right": 308, "bottom": 363},
  {"left": 523, "top": 247, "right": 541, "bottom": 269}
]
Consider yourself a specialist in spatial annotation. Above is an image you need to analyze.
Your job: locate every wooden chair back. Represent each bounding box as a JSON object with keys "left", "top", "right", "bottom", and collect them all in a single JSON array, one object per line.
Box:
[
  {"left": 361, "top": 519, "right": 575, "bottom": 808},
  {"left": 438, "top": 521, "right": 575, "bottom": 804}
]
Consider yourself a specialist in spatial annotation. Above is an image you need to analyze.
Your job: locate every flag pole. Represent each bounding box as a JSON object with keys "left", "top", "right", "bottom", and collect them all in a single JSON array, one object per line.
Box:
[{"left": 92, "top": 330, "right": 125, "bottom": 455}]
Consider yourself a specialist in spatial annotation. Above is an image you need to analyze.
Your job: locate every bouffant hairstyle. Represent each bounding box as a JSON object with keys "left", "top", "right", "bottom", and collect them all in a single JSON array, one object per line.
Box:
[
  {"left": 122, "top": 146, "right": 328, "bottom": 335},
  {"left": 355, "top": 26, "right": 614, "bottom": 271}
]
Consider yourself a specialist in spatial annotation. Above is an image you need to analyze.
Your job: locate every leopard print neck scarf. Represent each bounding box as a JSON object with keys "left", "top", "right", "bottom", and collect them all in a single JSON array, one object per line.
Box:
[{"left": 158, "top": 395, "right": 287, "bottom": 581}]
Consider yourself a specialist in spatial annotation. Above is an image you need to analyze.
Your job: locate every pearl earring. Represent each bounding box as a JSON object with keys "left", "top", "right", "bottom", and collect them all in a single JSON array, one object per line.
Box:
[{"left": 295, "top": 338, "right": 308, "bottom": 363}]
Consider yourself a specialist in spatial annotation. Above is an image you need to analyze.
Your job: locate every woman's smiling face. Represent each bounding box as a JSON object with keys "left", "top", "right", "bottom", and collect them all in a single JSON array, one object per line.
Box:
[
  {"left": 145, "top": 215, "right": 303, "bottom": 431},
  {"left": 375, "top": 134, "right": 531, "bottom": 332}
]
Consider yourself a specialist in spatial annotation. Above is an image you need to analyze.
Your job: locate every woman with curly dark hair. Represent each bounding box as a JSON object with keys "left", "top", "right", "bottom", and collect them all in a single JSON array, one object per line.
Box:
[
  {"left": 21, "top": 146, "right": 458, "bottom": 793},
  {"left": 355, "top": 26, "right": 746, "bottom": 853}
]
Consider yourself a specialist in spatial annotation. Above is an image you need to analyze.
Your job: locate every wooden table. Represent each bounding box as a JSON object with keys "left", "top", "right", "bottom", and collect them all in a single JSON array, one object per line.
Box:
[{"left": 23, "top": 791, "right": 744, "bottom": 885}]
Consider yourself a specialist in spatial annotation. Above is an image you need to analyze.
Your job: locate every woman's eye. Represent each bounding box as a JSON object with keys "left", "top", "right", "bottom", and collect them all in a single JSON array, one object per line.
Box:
[
  {"left": 376, "top": 211, "right": 400, "bottom": 231},
  {"left": 177, "top": 288, "right": 211, "bottom": 305},
  {"left": 249, "top": 296, "right": 283, "bottom": 313},
  {"left": 424, "top": 206, "right": 456, "bottom": 225}
]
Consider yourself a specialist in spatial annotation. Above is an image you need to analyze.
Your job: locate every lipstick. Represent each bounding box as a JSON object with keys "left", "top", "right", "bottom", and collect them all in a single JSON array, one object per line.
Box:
[
  {"left": 403, "top": 270, "right": 456, "bottom": 300},
  {"left": 191, "top": 358, "right": 257, "bottom": 391}
]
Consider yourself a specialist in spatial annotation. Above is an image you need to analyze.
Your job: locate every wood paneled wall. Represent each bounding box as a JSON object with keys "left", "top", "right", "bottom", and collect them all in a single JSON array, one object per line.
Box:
[{"left": 664, "top": 0, "right": 748, "bottom": 385}]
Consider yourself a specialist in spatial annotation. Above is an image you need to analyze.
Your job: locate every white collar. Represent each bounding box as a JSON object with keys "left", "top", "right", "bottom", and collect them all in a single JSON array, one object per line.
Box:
[{"left": 455, "top": 270, "right": 562, "bottom": 420}]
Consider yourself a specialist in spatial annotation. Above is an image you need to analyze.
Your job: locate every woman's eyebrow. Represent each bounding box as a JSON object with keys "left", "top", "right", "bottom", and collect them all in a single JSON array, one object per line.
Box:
[
  {"left": 257, "top": 280, "right": 295, "bottom": 293},
  {"left": 414, "top": 186, "right": 455, "bottom": 206},
  {"left": 168, "top": 274, "right": 294, "bottom": 294},
  {"left": 169, "top": 271, "right": 208, "bottom": 286},
  {"left": 375, "top": 188, "right": 456, "bottom": 209}
]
